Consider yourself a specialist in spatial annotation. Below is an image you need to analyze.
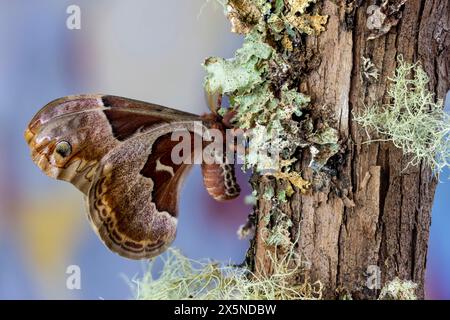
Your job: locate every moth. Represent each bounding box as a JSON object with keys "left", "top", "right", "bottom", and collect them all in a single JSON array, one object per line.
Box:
[{"left": 25, "top": 95, "right": 240, "bottom": 259}]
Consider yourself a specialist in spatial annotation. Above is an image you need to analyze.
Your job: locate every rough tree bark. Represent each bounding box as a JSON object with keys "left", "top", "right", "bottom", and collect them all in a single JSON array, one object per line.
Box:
[{"left": 248, "top": 0, "right": 449, "bottom": 299}]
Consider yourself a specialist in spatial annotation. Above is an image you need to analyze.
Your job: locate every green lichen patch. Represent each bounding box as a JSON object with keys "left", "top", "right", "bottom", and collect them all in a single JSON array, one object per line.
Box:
[
  {"left": 354, "top": 56, "right": 449, "bottom": 173},
  {"left": 204, "top": 29, "right": 272, "bottom": 95},
  {"left": 263, "top": 209, "right": 293, "bottom": 249},
  {"left": 263, "top": 185, "right": 275, "bottom": 200},
  {"left": 244, "top": 190, "right": 258, "bottom": 205},
  {"left": 277, "top": 190, "right": 287, "bottom": 202},
  {"left": 204, "top": 1, "right": 337, "bottom": 178}
]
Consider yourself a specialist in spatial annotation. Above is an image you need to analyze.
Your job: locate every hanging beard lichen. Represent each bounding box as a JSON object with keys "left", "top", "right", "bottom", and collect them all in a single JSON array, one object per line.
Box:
[{"left": 354, "top": 56, "right": 450, "bottom": 173}]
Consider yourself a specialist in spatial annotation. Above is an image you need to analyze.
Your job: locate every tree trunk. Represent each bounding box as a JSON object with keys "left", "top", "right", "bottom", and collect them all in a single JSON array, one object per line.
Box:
[{"left": 248, "top": 0, "right": 449, "bottom": 300}]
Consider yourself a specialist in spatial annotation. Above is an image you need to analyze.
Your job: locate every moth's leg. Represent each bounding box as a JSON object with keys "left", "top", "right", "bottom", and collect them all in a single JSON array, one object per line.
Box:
[{"left": 205, "top": 90, "right": 222, "bottom": 115}]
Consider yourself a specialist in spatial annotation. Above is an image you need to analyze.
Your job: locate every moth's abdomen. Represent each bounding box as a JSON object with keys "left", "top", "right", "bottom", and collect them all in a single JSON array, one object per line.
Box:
[{"left": 201, "top": 163, "right": 240, "bottom": 201}]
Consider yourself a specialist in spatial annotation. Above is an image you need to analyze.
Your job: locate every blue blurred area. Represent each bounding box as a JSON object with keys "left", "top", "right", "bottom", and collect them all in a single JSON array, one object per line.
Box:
[
  {"left": 427, "top": 171, "right": 450, "bottom": 299},
  {"left": 426, "top": 94, "right": 450, "bottom": 299},
  {"left": 0, "top": 0, "right": 247, "bottom": 300},
  {"left": 0, "top": 1, "right": 448, "bottom": 299}
]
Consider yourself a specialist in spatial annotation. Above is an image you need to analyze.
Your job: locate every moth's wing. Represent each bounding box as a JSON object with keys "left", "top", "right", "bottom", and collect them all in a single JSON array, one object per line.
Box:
[
  {"left": 87, "top": 124, "right": 198, "bottom": 259},
  {"left": 99, "top": 95, "right": 201, "bottom": 141},
  {"left": 27, "top": 95, "right": 200, "bottom": 136},
  {"left": 25, "top": 94, "right": 201, "bottom": 194}
]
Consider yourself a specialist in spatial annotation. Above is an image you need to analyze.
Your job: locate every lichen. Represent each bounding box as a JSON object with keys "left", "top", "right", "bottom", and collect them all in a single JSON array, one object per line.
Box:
[
  {"left": 133, "top": 245, "right": 322, "bottom": 300},
  {"left": 263, "top": 209, "right": 293, "bottom": 249},
  {"left": 277, "top": 190, "right": 287, "bottom": 202},
  {"left": 278, "top": 0, "right": 329, "bottom": 36},
  {"left": 226, "top": 0, "right": 261, "bottom": 34},
  {"left": 366, "top": 1, "right": 408, "bottom": 40},
  {"left": 244, "top": 190, "right": 258, "bottom": 205},
  {"left": 361, "top": 56, "right": 379, "bottom": 82},
  {"left": 204, "top": 0, "right": 337, "bottom": 178},
  {"left": 285, "top": 13, "right": 328, "bottom": 36},
  {"left": 354, "top": 56, "right": 449, "bottom": 173},
  {"left": 272, "top": 171, "right": 310, "bottom": 194},
  {"left": 378, "top": 277, "right": 418, "bottom": 300},
  {"left": 204, "top": 30, "right": 273, "bottom": 95},
  {"left": 263, "top": 185, "right": 275, "bottom": 200},
  {"left": 289, "top": 0, "right": 317, "bottom": 14}
]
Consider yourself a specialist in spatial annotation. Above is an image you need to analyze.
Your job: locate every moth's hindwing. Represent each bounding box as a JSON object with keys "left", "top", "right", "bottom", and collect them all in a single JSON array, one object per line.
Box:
[{"left": 88, "top": 127, "right": 198, "bottom": 259}]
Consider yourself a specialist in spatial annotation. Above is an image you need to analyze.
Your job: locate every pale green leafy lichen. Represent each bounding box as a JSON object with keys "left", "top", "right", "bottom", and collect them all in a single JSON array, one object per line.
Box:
[
  {"left": 308, "top": 126, "right": 339, "bottom": 145},
  {"left": 306, "top": 125, "right": 340, "bottom": 169},
  {"left": 232, "top": 83, "right": 275, "bottom": 129},
  {"left": 204, "top": 29, "right": 272, "bottom": 95},
  {"left": 354, "top": 56, "right": 449, "bottom": 173},
  {"left": 236, "top": 86, "right": 310, "bottom": 172}
]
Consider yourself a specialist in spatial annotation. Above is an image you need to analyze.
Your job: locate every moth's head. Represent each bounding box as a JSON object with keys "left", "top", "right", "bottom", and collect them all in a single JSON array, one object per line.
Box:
[
  {"left": 25, "top": 127, "right": 76, "bottom": 178},
  {"left": 24, "top": 95, "right": 105, "bottom": 180}
]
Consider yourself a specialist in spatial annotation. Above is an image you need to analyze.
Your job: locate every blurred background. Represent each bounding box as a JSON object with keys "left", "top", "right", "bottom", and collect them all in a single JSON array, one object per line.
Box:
[{"left": 0, "top": 0, "right": 448, "bottom": 299}]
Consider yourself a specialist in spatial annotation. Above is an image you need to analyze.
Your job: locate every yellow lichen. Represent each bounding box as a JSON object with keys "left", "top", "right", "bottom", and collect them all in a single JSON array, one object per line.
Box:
[
  {"left": 282, "top": 35, "right": 294, "bottom": 52},
  {"left": 289, "top": 0, "right": 317, "bottom": 14},
  {"left": 286, "top": 13, "right": 328, "bottom": 35},
  {"left": 286, "top": 0, "right": 328, "bottom": 35},
  {"left": 271, "top": 171, "right": 310, "bottom": 194},
  {"left": 226, "top": 0, "right": 261, "bottom": 34}
]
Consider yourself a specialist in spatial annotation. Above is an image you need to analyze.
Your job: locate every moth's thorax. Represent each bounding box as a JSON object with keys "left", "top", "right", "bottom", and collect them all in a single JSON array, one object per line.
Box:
[{"left": 200, "top": 113, "right": 226, "bottom": 131}]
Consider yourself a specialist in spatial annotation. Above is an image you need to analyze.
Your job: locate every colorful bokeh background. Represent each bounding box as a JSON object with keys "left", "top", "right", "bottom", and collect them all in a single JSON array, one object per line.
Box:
[{"left": 0, "top": 0, "right": 448, "bottom": 299}]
